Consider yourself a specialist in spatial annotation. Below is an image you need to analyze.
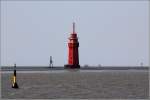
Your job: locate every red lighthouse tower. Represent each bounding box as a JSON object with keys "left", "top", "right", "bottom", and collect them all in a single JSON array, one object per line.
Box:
[{"left": 65, "top": 22, "right": 80, "bottom": 68}]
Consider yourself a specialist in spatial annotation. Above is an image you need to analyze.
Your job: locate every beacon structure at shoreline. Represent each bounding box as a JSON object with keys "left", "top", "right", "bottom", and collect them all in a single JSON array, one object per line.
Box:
[{"left": 64, "top": 22, "right": 80, "bottom": 68}]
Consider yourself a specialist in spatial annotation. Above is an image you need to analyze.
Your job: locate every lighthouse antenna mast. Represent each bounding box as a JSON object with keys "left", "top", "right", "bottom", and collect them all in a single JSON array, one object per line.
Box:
[{"left": 73, "top": 22, "right": 75, "bottom": 34}]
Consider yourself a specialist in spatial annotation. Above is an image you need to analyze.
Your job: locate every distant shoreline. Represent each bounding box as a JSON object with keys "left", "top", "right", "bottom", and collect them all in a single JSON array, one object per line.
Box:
[{"left": 1, "top": 66, "right": 149, "bottom": 71}]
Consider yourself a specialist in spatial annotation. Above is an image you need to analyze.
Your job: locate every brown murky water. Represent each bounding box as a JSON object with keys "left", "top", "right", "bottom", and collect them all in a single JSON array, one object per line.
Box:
[{"left": 1, "top": 70, "right": 149, "bottom": 99}]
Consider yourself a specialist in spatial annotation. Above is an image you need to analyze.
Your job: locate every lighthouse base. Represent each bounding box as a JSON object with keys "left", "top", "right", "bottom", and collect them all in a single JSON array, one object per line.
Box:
[{"left": 64, "top": 64, "right": 80, "bottom": 69}]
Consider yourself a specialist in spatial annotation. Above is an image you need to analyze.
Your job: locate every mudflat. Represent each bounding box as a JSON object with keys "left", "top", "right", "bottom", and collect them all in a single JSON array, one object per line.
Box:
[{"left": 1, "top": 70, "right": 149, "bottom": 99}]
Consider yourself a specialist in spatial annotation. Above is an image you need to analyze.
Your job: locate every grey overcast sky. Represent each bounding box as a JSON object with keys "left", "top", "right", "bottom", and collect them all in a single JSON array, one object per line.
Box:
[{"left": 1, "top": 1, "right": 149, "bottom": 66}]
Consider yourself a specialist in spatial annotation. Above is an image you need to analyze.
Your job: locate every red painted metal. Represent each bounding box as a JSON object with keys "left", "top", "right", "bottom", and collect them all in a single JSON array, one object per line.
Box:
[{"left": 65, "top": 22, "right": 80, "bottom": 68}]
